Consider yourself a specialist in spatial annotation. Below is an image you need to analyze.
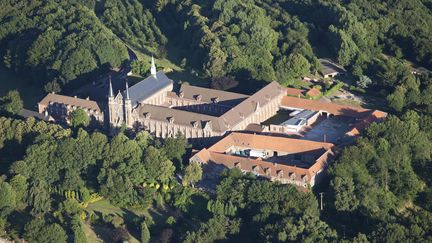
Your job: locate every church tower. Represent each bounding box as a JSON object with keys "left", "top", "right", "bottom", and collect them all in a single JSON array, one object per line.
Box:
[
  {"left": 124, "top": 82, "right": 133, "bottom": 127},
  {"left": 151, "top": 55, "right": 157, "bottom": 77},
  {"left": 107, "top": 76, "right": 117, "bottom": 128}
]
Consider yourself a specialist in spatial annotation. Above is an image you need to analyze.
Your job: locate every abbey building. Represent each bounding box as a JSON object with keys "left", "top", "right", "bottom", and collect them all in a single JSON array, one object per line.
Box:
[
  {"left": 107, "top": 57, "right": 285, "bottom": 140},
  {"left": 37, "top": 57, "right": 385, "bottom": 145}
]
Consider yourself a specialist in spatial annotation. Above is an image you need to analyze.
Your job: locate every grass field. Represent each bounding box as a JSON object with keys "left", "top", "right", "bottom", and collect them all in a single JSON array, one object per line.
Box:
[
  {"left": 129, "top": 45, "right": 210, "bottom": 87},
  {"left": 86, "top": 199, "right": 125, "bottom": 216},
  {"left": 0, "top": 67, "right": 44, "bottom": 110}
]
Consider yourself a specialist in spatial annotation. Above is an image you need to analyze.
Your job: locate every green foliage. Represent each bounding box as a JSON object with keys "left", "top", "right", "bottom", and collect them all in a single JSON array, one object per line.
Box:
[
  {"left": 166, "top": 216, "right": 176, "bottom": 225},
  {"left": 182, "top": 162, "right": 202, "bottom": 187},
  {"left": 143, "top": 146, "right": 175, "bottom": 183},
  {"left": 100, "top": 0, "right": 167, "bottom": 51},
  {"left": 207, "top": 200, "right": 237, "bottom": 216},
  {"left": 9, "top": 174, "right": 27, "bottom": 204},
  {"left": 275, "top": 53, "right": 311, "bottom": 85},
  {"left": 141, "top": 221, "right": 150, "bottom": 243},
  {"left": 24, "top": 219, "right": 67, "bottom": 243},
  {"left": 70, "top": 109, "right": 90, "bottom": 128},
  {"left": 0, "top": 90, "right": 23, "bottom": 115},
  {"left": 162, "top": 133, "right": 189, "bottom": 167},
  {"left": 387, "top": 86, "right": 406, "bottom": 112},
  {"left": 183, "top": 215, "right": 241, "bottom": 243},
  {"left": 262, "top": 213, "right": 337, "bottom": 242},
  {"left": 71, "top": 217, "right": 87, "bottom": 243},
  {"left": 356, "top": 75, "right": 372, "bottom": 89},
  {"left": 44, "top": 80, "right": 61, "bottom": 93},
  {"left": 323, "top": 82, "right": 344, "bottom": 97},
  {"left": 29, "top": 180, "right": 51, "bottom": 216},
  {"left": 131, "top": 59, "right": 151, "bottom": 76},
  {"left": 329, "top": 113, "right": 427, "bottom": 225},
  {"left": 0, "top": 179, "right": 16, "bottom": 216},
  {"left": 0, "top": 0, "right": 128, "bottom": 85}
]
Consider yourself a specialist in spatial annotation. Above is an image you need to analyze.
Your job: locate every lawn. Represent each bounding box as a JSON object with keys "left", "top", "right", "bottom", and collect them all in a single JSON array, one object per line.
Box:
[
  {"left": 86, "top": 199, "right": 125, "bottom": 216},
  {"left": 83, "top": 223, "right": 103, "bottom": 243},
  {"left": 0, "top": 67, "right": 45, "bottom": 110},
  {"left": 128, "top": 45, "right": 210, "bottom": 87}
]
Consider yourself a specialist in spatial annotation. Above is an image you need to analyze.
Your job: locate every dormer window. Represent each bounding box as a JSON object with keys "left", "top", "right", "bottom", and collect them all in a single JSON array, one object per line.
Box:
[
  {"left": 213, "top": 97, "right": 219, "bottom": 103},
  {"left": 276, "top": 170, "right": 283, "bottom": 178},
  {"left": 195, "top": 94, "right": 202, "bottom": 101},
  {"left": 168, "top": 117, "right": 175, "bottom": 123},
  {"left": 191, "top": 121, "right": 198, "bottom": 128},
  {"left": 179, "top": 91, "right": 184, "bottom": 98},
  {"left": 289, "top": 172, "right": 296, "bottom": 180},
  {"left": 234, "top": 162, "right": 241, "bottom": 168},
  {"left": 144, "top": 112, "right": 151, "bottom": 119},
  {"left": 252, "top": 165, "right": 259, "bottom": 173}
]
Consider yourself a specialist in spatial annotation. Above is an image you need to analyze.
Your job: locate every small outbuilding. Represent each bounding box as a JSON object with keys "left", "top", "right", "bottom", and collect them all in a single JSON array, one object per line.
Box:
[{"left": 319, "top": 59, "right": 346, "bottom": 78}]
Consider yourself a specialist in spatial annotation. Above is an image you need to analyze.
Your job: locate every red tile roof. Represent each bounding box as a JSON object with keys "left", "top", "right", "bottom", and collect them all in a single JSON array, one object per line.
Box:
[
  {"left": 39, "top": 93, "right": 101, "bottom": 112},
  {"left": 192, "top": 132, "right": 334, "bottom": 185},
  {"left": 346, "top": 110, "right": 388, "bottom": 136},
  {"left": 305, "top": 88, "right": 321, "bottom": 97},
  {"left": 281, "top": 96, "right": 372, "bottom": 118},
  {"left": 286, "top": 87, "right": 305, "bottom": 97}
]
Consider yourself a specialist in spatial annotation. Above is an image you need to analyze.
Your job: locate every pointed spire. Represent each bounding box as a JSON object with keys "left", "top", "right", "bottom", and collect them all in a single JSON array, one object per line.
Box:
[
  {"left": 150, "top": 55, "right": 157, "bottom": 77},
  {"left": 108, "top": 75, "right": 114, "bottom": 97},
  {"left": 125, "top": 82, "right": 130, "bottom": 100}
]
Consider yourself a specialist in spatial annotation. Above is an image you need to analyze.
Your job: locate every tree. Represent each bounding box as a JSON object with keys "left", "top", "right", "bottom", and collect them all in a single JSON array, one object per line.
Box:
[
  {"left": 24, "top": 218, "right": 45, "bottom": 241},
  {"left": 387, "top": 86, "right": 406, "bottom": 112},
  {"left": 0, "top": 180, "right": 16, "bottom": 216},
  {"left": 38, "top": 223, "right": 67, "bottom": 243},
  {"left": 44, "top": 80, "right": 61, "bottom": 93},
  {"left": 141, "top": 221, "right": 150, "bottom": 243},
  {"left": 0, "top": 90, "right": 23, "bottom": 115},
  {"left": 356, "top": 75, "right": 372, "bottom": 89},
  {"left": 183, "top": 162, "right": 202, "bottom": 187},
  {"left": 183, "top": 215, "right": 241, "bottom": 243},
  {"left": 29, "top": 180, "right": 51, "bottom": 216},
  {"left": 70, "top": 108, "right": 90, "bottom": 127},
  {"left": 331, "top": 177, "right": 359, "bottom": 212},
  {"left": 10, "top": 174, "right": 27, "bottom": 204},
  {"left": 71, "top": 216, "right": 87, "bottom": 243},
  {"left": 162, "top": 133, "right": 189, "bottom": 168},
  {"left": 275, "top": 54, "right": 310, "bottom": 85},
  {"left": 131, "top": 59, "right": 151, "bottom": 76},
  {"left": 143, "top": 146, "right": 175, "bottom": 182}
]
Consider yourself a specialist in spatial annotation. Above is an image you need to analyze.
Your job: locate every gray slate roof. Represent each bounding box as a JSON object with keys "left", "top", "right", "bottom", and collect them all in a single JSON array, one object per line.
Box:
[
  {"left": 19, "top": 109, "right": 53, "bottom": 122},
  {"left": 319, "top": 59, "right": 346, "bottom": 76},
  {"left": 138, "top": 104, "right": 228, "bottom": 132},
  {"left": 125, "top": 71, "right": 173, "bottom": 107},
  {"left": 281, "top": 110, "right": 318, "bottom": 126},
  {"left": 220, "top": 81, "right": 285, "bottom": 127},
  {"left": 178, "top": 84, "right": 249, "bottom": 107}
]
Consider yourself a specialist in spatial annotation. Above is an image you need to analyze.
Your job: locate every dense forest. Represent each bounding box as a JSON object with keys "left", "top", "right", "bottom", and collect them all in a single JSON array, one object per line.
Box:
[
  {"left": 0, "top": 105, "right": 431, "bottom": 242},
  {"left": 1, "top": 0, "right": 431, "bottom": 90},
  {"left": 0, "top": 0, "right": 432, "bottom": 242}
]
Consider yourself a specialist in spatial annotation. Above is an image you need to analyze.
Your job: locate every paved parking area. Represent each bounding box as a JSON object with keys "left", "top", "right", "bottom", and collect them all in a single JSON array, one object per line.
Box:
[{"left": 303, "top": 116, "right": 354, "bottom": 144}]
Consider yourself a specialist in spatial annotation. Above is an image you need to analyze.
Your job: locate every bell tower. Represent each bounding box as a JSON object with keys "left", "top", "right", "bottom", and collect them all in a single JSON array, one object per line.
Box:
[
  {"left": 107, "top": 76, "right": 117, "bottom": 128},
  {"left": 124, "top": 82, "right": 133, "bottom": 127}
]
